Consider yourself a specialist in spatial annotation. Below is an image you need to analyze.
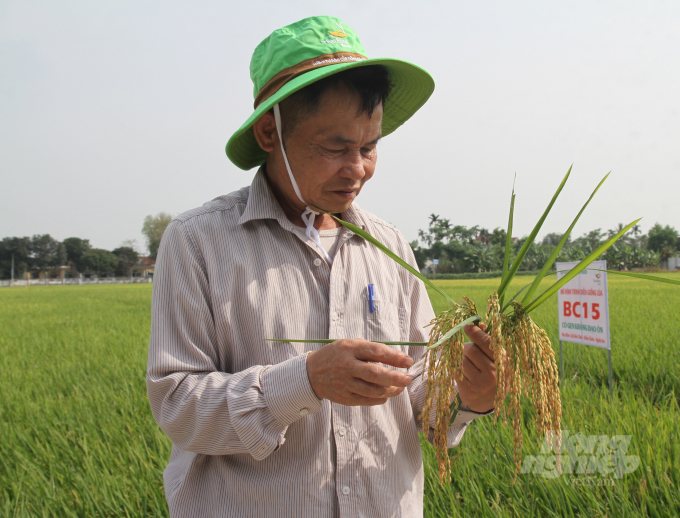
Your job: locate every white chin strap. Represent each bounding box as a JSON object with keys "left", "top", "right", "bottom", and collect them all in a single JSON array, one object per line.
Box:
[{"left": 273, "top": 103, "right": 333, "bottom": 264}]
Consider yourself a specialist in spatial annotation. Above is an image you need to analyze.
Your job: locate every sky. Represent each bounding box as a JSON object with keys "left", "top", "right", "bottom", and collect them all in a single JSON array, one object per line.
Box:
[{"left": 1, "top": 0, "right": 679, "bottom": 254}]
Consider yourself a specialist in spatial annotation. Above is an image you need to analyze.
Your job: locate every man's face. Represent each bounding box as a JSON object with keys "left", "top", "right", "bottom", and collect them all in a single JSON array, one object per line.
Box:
[{"left": 276, "top": 86, "right": 383, "bottom": 214}]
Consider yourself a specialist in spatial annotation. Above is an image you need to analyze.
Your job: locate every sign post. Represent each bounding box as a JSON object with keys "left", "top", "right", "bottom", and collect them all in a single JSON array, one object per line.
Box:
[
  {"left": 559, "top": 340, "right": 563, "bottom": 389},
  {"left": 433, "top": 259, "right": 439, "bottom": 280},
  {"left": 556, "top": 260, "right": 613, "bottom": 396}
]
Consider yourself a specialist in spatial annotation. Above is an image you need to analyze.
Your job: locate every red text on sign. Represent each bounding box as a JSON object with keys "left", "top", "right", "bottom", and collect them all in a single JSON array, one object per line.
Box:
[{"left": 563, "top": 302, "right": 600, "bottom": 320}]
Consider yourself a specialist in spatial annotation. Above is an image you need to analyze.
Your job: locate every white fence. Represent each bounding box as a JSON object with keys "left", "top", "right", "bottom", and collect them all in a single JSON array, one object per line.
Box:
[
  {"left": 0, "top": 277, "right": 153, "bottom": 287},
  {"left": 667, "top": 257, "right": 680, "bottom": 270}
]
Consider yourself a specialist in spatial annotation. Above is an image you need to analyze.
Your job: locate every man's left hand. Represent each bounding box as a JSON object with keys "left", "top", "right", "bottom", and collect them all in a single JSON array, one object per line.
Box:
[{"left": 455, "top": 323, "right": 511, "bottom": 414}]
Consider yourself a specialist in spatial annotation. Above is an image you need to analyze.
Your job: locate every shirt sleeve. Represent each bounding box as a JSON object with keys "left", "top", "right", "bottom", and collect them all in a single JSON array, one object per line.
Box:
[
  {"left": 398, "top": 240, "right": 492, "bottom": 449},
  {"left": 146, "top": 219, "right": 322, "bottom": 460}
]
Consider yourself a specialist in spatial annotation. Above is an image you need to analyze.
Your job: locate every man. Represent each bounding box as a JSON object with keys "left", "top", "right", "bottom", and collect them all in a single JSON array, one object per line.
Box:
[{"left": 147, "top": 15, "right": 506, "bottom": 517}]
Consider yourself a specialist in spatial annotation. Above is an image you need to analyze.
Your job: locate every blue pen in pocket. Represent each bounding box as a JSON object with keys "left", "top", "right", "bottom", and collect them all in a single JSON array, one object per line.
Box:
[{"left": 368, "top": 284, "right": 375, "bottom": 313}]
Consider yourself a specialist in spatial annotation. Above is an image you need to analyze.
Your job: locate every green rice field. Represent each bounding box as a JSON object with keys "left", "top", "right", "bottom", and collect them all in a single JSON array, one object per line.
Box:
[{"left": 1, "top": 275, "right": 679, "bottom": 517}]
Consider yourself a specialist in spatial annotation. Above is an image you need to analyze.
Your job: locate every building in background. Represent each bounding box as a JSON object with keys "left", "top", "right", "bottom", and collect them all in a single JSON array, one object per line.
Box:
[
  {"left": 131, "top": 257, "right": 155, "bottom": 278},
  {"left": 667, "top": 257, "right": 680, "bottom": 270},
  {"left": 16, "top": 257, "right": 155, "bottom": 281}
]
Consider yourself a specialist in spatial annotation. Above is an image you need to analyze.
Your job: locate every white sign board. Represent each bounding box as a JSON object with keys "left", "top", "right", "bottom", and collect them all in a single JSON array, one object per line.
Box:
[
  {"left": 556, "top": 260, "right": 610, "bottom": 350},
  {"left": 433, "top": 259, "right": 439, "bottom": 265}
]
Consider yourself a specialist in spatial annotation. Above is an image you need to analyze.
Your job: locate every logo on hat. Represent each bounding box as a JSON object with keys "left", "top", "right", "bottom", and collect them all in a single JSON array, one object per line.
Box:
[
  {"left": 328, "top": 22, "right": 347, "bottom": 38},
  {"left": 321, "top": 23, "right": 351, "bottom": 47}
]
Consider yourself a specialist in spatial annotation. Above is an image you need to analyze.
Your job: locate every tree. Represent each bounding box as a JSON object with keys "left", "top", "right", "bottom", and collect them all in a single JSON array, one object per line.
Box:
[
  {"left": 489, "top": 228, "right": 507, "bottom": 247},
  {"left": 80, "top": 248, "right": 119, "bottom": 276},
  {"left": 119, "top": 239, "right": 139, "bottom": 252},
  {"left": 112, "top": 246, "right": 139, "bottom": 277},
  {"left": 465, "top": 243, "right": 496, "bottom": 272},
  {"left": 0, "top": 237, "right": 32, "bottom": 279},
  {"left": 574, "top": 228, "right": 604, "bottom": 253},
  {"left": 63, "top": 237, "right": 91, "bottom": 272},
  {"left": 409, "top": 240, "right": 428, "bottom": 270},
  {"left": 411, "top": 212, "right": 678, "bottom": 275},
  {"left": 542, "top": 232, "right": 567, "bottom": 247},
  {"left": 607, "top": 223, "right": 635, "bottom": 246},
  {"left": 30, "top": 234, "right": 66, "bottom": 274},
  {"left": 451, "top": 225, "right": 476, "bottom": 243},
  {"left": 631, "top": 224, "right": 641, "bottom": 238},
  {"left": 477, "top": 227, "right": 490, "bottom": 246},
  {"left": 417, "top": 229, "right": 432, "bottom": 248},
  {"left": 647, "top": 224, "right": 678, "bottom": 255},
  {"left": 142, "top": 212, "right": 173, "bottom": 260},
  {"left": 443, "top": 240, "right": 470, "bottom": 273},
  {"left": 430, "top": 219, "right": 450, "bottom": 244}
]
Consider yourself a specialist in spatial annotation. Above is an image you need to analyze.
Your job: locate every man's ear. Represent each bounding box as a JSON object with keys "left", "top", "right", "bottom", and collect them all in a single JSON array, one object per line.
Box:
[{"left": 252, "top": 111, "right": 278, "bottom": 153}]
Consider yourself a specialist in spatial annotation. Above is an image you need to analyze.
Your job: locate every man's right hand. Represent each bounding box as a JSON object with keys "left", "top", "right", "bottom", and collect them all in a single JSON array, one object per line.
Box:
[{"left": 305, "top": 339, "right": 414, "bottom": 406}]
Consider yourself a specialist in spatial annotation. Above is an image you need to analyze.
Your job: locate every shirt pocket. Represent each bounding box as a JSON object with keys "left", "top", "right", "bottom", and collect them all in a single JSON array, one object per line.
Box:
[{"left": 362, "top": 295, "right": 408, "bottom": 344}]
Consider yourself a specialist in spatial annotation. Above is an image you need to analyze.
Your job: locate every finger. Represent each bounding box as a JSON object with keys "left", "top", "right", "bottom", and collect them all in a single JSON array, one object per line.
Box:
[
  {"left": 479, "top": 322, "right": 488, "bottom": 333},
  {"left": 354, "top": 361, "right": 414, "bottom": 388},
  {"left": 349, "top": 378, "right": 406, "bottom": 399},
  {"left": 455, "top": 361, "right": 470, "bottom": 384},
  {"left": 352, "top": 340, "right": 414, "bottom": 369},
  {"left": 457, "top": 372, "right": 472, "bottom": 389},
  {"left": 462, "top": 357, "right": 481, "bottom": 381},
  {"left": 466, "top": 359, "right": 499, "bottom": 393},
  {"left": 463, "top": 342, "right": 495, "bottom": 372},
  {"left": 464, "top": 324, "right": 494, "bottom": 360}
]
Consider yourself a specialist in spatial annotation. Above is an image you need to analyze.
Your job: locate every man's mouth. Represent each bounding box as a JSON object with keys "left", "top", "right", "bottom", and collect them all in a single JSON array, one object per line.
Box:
[
  {"left": 333, "top": 189, "right": 357, "bottom": 199},
  {"left": 332, "top": 186, "right": 360, "bottom": 196}
]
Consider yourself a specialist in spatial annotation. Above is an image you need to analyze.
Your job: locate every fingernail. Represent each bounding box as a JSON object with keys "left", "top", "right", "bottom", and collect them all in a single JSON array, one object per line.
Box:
[
  {"left": 403, "top": 355, "right": 414, "bottom": 367},
  {"left": 402, "top": 374, "right": 413, "bottom": 384}
]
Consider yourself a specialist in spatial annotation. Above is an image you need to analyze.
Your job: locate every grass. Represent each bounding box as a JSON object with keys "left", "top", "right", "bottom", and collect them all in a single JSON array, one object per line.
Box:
[
  {"left": 1, "top": 276, "right": 678, "bottom": 516},
  {"left": 0, "top": 285, "right": 169, "bottom": 517}
]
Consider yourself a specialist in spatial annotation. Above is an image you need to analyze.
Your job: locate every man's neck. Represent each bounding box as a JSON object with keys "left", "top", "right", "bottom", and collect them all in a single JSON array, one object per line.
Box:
[{"left": 263, "top": 165, "right": 342, "bottom": 230}]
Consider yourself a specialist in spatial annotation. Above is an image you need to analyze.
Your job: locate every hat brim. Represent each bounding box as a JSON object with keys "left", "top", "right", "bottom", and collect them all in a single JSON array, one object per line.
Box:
[{"left": 225, "top": 58, "right": 435, "bottom": 170}]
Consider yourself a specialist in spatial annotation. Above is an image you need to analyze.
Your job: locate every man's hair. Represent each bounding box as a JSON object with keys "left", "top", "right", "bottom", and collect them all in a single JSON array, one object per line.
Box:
[{"left": 277, "top": 65, "right": 392, "bottom": 139}]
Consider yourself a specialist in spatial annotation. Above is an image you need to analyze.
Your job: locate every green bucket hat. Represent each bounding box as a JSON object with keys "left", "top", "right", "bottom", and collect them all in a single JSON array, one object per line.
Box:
[{"left": 225, "top": 15, "right": 435, "bottom": 170}]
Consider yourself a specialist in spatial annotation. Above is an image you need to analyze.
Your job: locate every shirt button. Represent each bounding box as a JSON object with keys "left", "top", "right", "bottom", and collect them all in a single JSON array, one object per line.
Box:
[
  {"left": 313, "top": 258, "right": 322, "bottom": 266},
  {"left": 338, "top": 427, "right": 347, "bottom": 437},
  {"left": 332, "top": 312, "right": 339, "bottom": 321},
  {"left": 342, "top": 486, "right": 350, "bottom": 495},
  {"left": 299, "top": 408, "right": 310, "bottom": 416}
]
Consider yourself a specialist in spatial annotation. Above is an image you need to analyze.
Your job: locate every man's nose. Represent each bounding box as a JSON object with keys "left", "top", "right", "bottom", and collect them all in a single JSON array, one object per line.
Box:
[{"left": 340, "top": 150, "right": 367, "bottom": 179}]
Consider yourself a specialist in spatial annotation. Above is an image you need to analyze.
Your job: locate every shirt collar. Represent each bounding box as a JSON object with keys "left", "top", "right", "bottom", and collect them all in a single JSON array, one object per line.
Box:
[
  {"left": 237, "top": 166, "right": 284, "bottom": 226},
  {"left": 238, "top": 166, "right": 367, "bottom": 231}
]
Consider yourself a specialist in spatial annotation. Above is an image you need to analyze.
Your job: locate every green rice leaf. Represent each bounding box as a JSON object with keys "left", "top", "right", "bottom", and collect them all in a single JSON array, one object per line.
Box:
[
  {"left": 520, "top": 172, "right": 610, "bottom": 306},
  {"left": 499, "top": 185, "right": 516, "bottom": 308},
  {"left": 319, "top": 210, "right": 457, "bottom": 306},
  {"left": 567, "top": 269, "right": 680, "bottom": 286},
  {"left": 501, "top": 281, "right": 533, "bottom": 313},
  {"left": 264, "top": 338, "right": 429, "bottom": 346},
  {"left": 449, "top": 393, "right": 461, "bottom": 425},
  {"left": 497, "top": 165, "right": 572, "bottom": 301},
  {"left": 426, "top": 315, "right": 481, "bottom": 350},
  {"left": 524, "top": 218, "right": 641, "bottom": 312}
]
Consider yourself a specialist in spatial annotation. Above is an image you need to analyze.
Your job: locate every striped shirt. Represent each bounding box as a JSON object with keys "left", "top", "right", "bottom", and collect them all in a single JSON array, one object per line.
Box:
[{"left": 147, "top": 168, "right": 491, "bottom": 518}]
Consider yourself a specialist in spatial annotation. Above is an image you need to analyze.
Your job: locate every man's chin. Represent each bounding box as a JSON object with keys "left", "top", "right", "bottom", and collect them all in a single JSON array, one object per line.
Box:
[
  {"left": 324, "top": 202, "right": 355, "bottom": 216},
  {"left": 315, "top": 195, "right": 356, "bottom": 215}
]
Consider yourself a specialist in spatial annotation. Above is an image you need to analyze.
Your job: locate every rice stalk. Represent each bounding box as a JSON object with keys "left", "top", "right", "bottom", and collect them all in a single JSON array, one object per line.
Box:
[
  {"left": 420, "top": 292, "right": 563, "bottom": 483},
  {"left": 420, "top": 297, "right": 478, "bottom": 482}
]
